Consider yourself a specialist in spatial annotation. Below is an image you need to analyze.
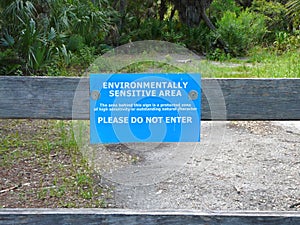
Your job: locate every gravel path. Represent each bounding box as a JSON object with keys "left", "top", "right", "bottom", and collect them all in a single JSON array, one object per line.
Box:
[{"left": 94, "top": 121, "right": 300, "bottom": 211}]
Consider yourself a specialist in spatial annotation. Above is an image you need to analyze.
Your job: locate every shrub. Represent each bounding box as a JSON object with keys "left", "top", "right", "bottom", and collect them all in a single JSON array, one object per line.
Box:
[
  {"left": 209, "top": 0, "right": 241, "bottom": 22},
  {"left": 216, "top": 10, "right": 267, "bottom": 56},
  {"left": 0, "top": 49, "right": 22, "bottom": 75},
  {"left": 206, "top": 48, "right": 231, "bottom": 61},
  {"left": 119, "top": 18, "right": 212, "bottom": 54},
  {"left": 181, "top": 22, "right": 213, "bottom": 54},
  {"left": 0, "top": 0, "right": 115, "bottom": 75},
  {"left": 273, "top": 30, "right": 300, "bottom": 54},
  {"left": 250, "top": 0, "right": 288, "bottom": 42},
  {"left": 67, "top": 35, "right": 85, "bottom": 52}
]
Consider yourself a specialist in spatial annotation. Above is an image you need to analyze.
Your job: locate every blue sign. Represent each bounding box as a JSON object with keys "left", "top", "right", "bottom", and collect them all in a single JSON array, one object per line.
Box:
[{"left": 90, "top": 73, "right": 201, "bottom": 143}]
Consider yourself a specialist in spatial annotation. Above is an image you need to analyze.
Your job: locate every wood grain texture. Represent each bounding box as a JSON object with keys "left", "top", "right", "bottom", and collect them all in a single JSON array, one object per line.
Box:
[
  {"left": 0, "top": 76, "right": 299, "bottom": 120},
  {"left": 0, "top": 209, "right": 300, "bottom": 225}
]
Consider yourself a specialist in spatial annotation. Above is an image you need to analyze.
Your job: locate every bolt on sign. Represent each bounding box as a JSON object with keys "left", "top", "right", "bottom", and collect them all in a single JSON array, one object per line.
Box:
[{"left": 90, "top": 73, "right": 201, "bottom": 143}]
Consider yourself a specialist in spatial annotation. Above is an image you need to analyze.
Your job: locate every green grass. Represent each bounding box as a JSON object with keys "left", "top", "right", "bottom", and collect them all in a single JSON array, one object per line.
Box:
[
  {"left": 103, "top": 48, "right": 300, "bottom": 78},
  {"left": 201, "top": 49, "right": 300, "bottom": 78},
  {"left": 118, "top": 61, "right": 183, "bottom": 73}
]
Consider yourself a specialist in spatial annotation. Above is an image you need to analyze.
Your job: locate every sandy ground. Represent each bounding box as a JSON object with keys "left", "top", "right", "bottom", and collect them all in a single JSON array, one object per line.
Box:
[{"left": 94, "top": 121, "right": 300, "bottom": 211}]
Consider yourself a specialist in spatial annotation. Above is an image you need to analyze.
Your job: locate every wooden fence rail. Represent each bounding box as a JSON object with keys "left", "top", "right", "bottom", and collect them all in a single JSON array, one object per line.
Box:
[
  {"left": 0, "top": 209, "right": 300, "bottom": 225},
  {"left": 1, "top": 76, "right": 300, "bottom": 120},
  {"left": 0, "top": 76, "right": 300, "bottom": 224}
]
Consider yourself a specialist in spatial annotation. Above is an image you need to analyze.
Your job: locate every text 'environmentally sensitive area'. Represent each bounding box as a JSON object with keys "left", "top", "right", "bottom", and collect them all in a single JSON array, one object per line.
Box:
[{"left": 90, "top": 73, "right": 201, "bottom": 143}]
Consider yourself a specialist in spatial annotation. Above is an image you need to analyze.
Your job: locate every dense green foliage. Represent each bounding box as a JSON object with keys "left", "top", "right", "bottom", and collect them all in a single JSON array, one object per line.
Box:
[
  {"left": 216, "top": 10, "right": 266, "bottom": 56},
  {"left": 0, "top": 0, "right": 114, "bottom": 75},
  {"left": 0, "top": 0, "right": 299, "bottom": 75},
  {"left": 250, "top": 0, "right": 288, "bottom": 41}
]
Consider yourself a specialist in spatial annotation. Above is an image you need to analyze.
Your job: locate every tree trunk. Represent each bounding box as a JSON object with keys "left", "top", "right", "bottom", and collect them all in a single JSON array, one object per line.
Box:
[
  {"left": 199, "top": 0, "right": 216, "bottom": 31},
  {"left": 170, "top": 0, "right": 228, "bottom": 52},
  {"left": 170, "top": 0, "right": 213, "bottom": 27},
  {"left": 159, "top": 0, "right": 167, "bottom": 20}
]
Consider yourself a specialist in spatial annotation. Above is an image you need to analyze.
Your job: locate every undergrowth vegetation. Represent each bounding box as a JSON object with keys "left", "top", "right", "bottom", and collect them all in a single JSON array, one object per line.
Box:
[
  {"left": 0, "top": 0, "right": 299, "bottom": 76},
  {"left": 0, "top": 0, "right": 114, "bottom": 75},
  {"left": 202, "top": 49, "right": 300, "bottom": 78}
]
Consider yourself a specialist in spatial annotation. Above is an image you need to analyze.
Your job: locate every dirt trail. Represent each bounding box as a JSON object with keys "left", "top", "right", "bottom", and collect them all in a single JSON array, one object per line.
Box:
[{"left": 97, "top": 121, "right": 300, "bottom": 211}]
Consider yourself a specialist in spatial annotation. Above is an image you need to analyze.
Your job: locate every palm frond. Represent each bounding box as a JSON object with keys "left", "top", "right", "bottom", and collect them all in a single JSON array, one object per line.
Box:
[{"left": 286, "top": 0, "right": 300, "bottom": 16}]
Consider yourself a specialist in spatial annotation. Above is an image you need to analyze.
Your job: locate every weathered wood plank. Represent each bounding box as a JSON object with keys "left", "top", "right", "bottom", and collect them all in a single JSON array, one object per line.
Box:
[
  {"left": 0, "top": 76, "right": 84, "bottom": 119},
  {"left": 0, "top": 76, "right": 299, "bottom": 120},
  {"left": 205, "top": 78, "right": 300, "bottom": 120},
  {"left": 0, "top": 209, "right": 300, "bottom": 225}
]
